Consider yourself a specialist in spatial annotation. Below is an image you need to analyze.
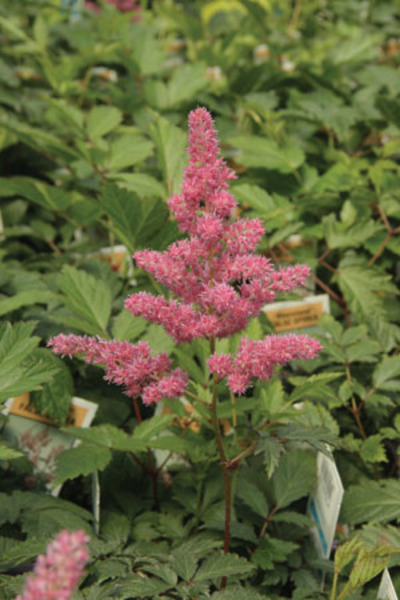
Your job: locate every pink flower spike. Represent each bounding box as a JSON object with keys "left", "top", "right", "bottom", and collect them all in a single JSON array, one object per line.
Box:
[{"left": 15, "top": 529, "right": 90, "bottom": 600}]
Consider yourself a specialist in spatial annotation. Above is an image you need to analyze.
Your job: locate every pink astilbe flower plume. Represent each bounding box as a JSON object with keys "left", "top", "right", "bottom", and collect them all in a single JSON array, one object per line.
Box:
[
  {"left": 48, "top": 334, "right": 188, "bottom": 405},
  {"left": 209, "top": 336, "right": 322, "bottom": 395},
  {"left": 15, "top": 529, "right": 90, "bottom": 600},
  {"left": 125, "top": 107, "right": 316, "bottom": 347},
  {"left": 49, "top": 107, "right": 320, "bottom": 404}
]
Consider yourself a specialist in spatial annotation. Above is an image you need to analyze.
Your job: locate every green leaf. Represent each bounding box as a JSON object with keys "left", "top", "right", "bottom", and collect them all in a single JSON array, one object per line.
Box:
[
  {"left": 101, "top": 183, "right": 168, "bottom": 253},
  {"left": 359, "top": 435, "right": 387, "bottom": 463},
  {"left": 112, "top": 311, "right": 147, "bottom": 341},
  {"left": 0, "top": 444, "right": 24, "bottom": 461},
  {"left": 60, "top": 425, "right": 146, "bottom": 453},
  {"left": 277, "top": 424, "right": 338, "bottom": 454},
  {"left": 334, "top": 535, "right": 362, "bottom": 572},
  {"left": 252, "top": 535, "right": 299, "bottom": 569},
  {"left": 87, "top": 106, "right": 122, "bottom": 139},
  {"left": 0, "top": 537, "right": 47, "bottom": 570},
  {"left": 134, "top": 415, "right": 175, "bottom": 441},
  {"left": 229, "top": 136, "right": 305, "bottom": 173},
  {"left": 111, "top": 173, "right": 165, "bottom": 198},
  {"left": 54, "top": 444, "right": 112, "bottom": 486},
  {"left": 273, "top": 450, "right": 316, "bottom": 509},
  {"left": 195, "top": 551, "right": 254, "bottom": 582},
  {"left": 334, "top": 257, "right": 397, "bottom": 320},
  {"left": 237, "top": 480, "right": 269, "bottom": 518},
  {"left": 373, "top": 356, "right": 400, "bottom": 391},
  {"left": 107, "top": 135, "right": 154, "bottom": 171},
  {"left": 257, "top": 436, "right": 284, "bottom": 478},
  {"left": 0, "top": 322, "right": 58, "bottom": 403},
  {"left": 57, "top": 266, "right": 111, "bottom": 336},
  {"left": 0, "top": 177, "right": 71, "bottom": 211},
  {"left": 322, "top": 214, "right": 381, "bottom": 249},
  {"left": 170, "top": 544, "right": 198, "bottom": 580},
  {"left": 376, "top": 96, "right": 400, "bottom": 129},
  {"left": 113, "top": 577, "right": 170, "bottom": 598},
  {"left": 341, "top": 480, "right": 400, "bottom": 525},
  {"left": 30, "top": 350, "right": 73, "bottom": 426},
  {"left": 150, "top": 116, "right": 186, "bottom": 195}
]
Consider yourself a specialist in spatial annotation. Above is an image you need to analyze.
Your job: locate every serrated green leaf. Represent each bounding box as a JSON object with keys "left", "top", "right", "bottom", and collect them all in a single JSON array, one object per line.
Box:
[
  {"left": 61, "top": 424, "right": 146, "bottom": 453},
  {"left": 0, "top": 444, "right": 24, "bottom": 461},
  {"left": 54, "top": 444, "right": 111, "bottom": 486},
  {"left": 113, "top": 577, "right": 170, "bottom": 598},
  {"left": 373, "top": 356, "right": 400, "bottom": 391},
  {"left": 334, "top": 536, "right": 362, "bottom": 572},
  {"left": 134, "top": 415, "right": 175, "bottom": 441},
  {"left": 112, "top": 311, "right": 147, "bottom": 342},
  {"left": 252, "top": 535, "right": 299, "bottom": 569},
  {"left": 30, "top": 351, "right": 72, "bottom": 425},
  {"left": 112, "top": 173, "right": 165, "bottom": 199},
  {"left": 237, "top": 480, "right": 269, "bottom": 518},
  {"left": 57, "top": 266, "right": 111, "bottom": 336},
  {"left": 0, "top": 290, "right": 56, "bottom": 317},
  {"left": 335, "top": 258, "right": 397, "bottom": 320},
  {"left": 0, "top": 323, "right": 58, "bottom": 403},
  {"left": 150, "top": 116, "right": 186, "bottom": 195},
  {"left": 230, "top": 136, "right": 305, "bottom": 173},
  {"left": 256, "top": 436, "right": 284, "bottom": 478},
  {"left": 195, "top": 551, "right": 254, "bottom": 582},
  {"left": 341, "top": 480, "right": 400, "bottom": 525},
  {"left": 277, "top": 424, "right": 338, "bottom": 454},
  {"left": 273, "top": 450, "right": 316, "bottom": 509},
  {"left": 101, "top": 183, "right": 168, "bottom": 253},
  {"left": 107, "top": 135, "right": 154, "bottom": 171},
  {"left": 360, "top": 435, "right": 387, "bottom": 463},
  {"left": 87, "top": 106, "right": 122, "bottom": 139}
]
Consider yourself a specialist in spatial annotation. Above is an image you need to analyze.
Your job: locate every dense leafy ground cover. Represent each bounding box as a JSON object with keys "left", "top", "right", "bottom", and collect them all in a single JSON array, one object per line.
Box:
[{"left": 1, "top": 1, "right": 400, "bottom": 598}]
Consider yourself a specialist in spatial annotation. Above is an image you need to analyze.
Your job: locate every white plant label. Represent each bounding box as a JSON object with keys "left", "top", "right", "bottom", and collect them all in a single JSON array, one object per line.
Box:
[
  {"left": 378, "top": 569, "right": 398, "bottom": 600},
  {"left": 308, "top": 451, "right": 344, "bottom": 559},
  {"left": 2, "top": 394, "right": 98, "bottom": 495}
]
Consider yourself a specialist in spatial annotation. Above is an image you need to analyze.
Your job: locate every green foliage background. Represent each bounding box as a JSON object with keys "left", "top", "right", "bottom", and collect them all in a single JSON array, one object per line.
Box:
[{"left": 0, "top": 0, "right": 400, "bottom": 598}]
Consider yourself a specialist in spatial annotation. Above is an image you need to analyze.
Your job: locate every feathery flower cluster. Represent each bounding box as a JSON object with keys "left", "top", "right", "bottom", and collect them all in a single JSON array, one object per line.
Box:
[
  {"left": 49, "top": 108, "right": 320, "bottom": 403},
  {"left": 15, "top": 529, "right": 89, "bottom": 600},
  {"left": 126, "top": 107, "right": 312, "bottom": 344},
  {"left": 208, "top": 336, "right": 322, "bottom": 395},
  {"left": 48, "top": 334, "right": 188, "bottom": 405}
]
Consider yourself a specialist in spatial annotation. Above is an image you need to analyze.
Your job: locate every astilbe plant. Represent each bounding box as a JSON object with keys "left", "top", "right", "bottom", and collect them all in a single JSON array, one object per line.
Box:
[
  {"left": 14, "top": 530, "right": 90, "bottom": 600},
  {"left": 49, "top": 108, "right": 321, "bottom": 585}
]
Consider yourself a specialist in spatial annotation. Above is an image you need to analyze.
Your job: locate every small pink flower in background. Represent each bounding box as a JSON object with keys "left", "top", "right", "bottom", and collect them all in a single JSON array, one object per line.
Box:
[
  {"left": 15, "top": 529, "right": 90, "bottom": 600},
  {"left": 85, "top": 0, "right": 141, "bottom": 18}
]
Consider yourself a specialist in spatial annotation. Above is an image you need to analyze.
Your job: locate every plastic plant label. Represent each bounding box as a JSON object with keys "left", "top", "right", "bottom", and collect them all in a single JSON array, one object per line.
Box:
[
  {"left": 263, "top": 294, "right": 330, "bottom": 333},
  {"left": 378, "top": 569, "right": 398, "bottom": 600},
  {"left": 308, "top": 451, "right": 344, "bottom": 559},
  {"left": 2, "top": 394, "right": 98, "bottom": 495}
]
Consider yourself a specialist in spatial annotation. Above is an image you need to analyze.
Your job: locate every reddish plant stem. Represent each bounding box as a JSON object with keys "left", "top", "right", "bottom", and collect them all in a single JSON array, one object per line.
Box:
[
  {"left": 320, "top": 260, "right": 337, "bottom": 274},
  {"left": 259, "top": 505, "right": 279, "bottom": 538},
  {"left": 132, "top": 397, "right": 143, "bottom": 423},
  {"left": 368, "top": 226, "right": 400, "bottom": 266},
  {"left": 310, "top": 273, "right": 351, "bottom": 327},
  {"left": 210, "top": 338, "right": 231, "bottom": 589},
  {"left": 319, "top": 247, "right": 332, "bottom": 264}
]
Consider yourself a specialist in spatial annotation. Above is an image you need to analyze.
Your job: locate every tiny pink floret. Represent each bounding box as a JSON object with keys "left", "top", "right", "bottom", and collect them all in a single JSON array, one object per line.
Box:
[{"left": 15, "top": 529, "right": 89, "bottom": 600}]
